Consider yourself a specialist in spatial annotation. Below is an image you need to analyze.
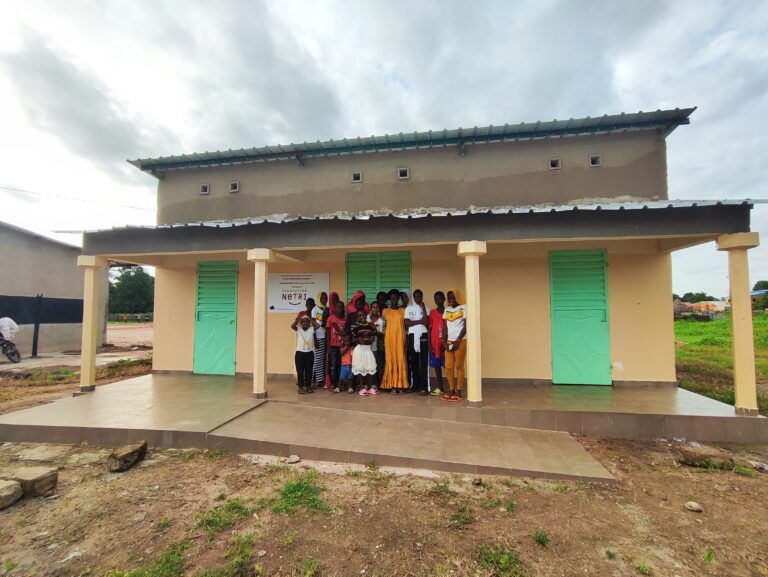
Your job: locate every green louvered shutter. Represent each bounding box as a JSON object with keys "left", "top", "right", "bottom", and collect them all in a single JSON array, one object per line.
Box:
[
  {"left": 193, "top": 260, "right": 239, "bottom": 375},
  {"left": 345, "top": 251, "right": 411, "bottom": 302},
  {"left": 549, "top": 250, "right": 611, "bottom": 385}
]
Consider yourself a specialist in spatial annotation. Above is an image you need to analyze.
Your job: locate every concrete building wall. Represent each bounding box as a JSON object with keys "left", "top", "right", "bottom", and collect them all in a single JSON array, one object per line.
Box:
[
  {"left": 0, "top": 223, "right": 108, "bottom": 355},
  {"left": 151, "top": 241, "right": 676, "bottom": 385},
  {"left": 156, "top": 132, "right": 668, "bottom": 225}
]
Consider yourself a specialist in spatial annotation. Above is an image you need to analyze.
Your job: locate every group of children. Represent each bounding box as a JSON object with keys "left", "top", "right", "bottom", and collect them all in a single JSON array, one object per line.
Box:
[{"left": 291, "top": 287, "right": 467, "bottom": 401}]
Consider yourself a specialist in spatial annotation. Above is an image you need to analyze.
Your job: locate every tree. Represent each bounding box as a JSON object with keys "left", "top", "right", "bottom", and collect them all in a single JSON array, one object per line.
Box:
[
  {"left": 681, "top": 292, "right": 715, "bottom": 303},
  {"left": 673, "top": 293, "right": 681, "bottom": 301},
  {"left": 109, "top": 267, "right": 154, "bottom": 314},
  {"left": 753, "top": 280, "right": 768, "bottom": 309}
]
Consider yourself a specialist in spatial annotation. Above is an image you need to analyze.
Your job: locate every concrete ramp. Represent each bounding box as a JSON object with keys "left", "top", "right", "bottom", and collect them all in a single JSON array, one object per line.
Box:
[{"left": 208, "top": 402, "right": 615, "bottom": 483}]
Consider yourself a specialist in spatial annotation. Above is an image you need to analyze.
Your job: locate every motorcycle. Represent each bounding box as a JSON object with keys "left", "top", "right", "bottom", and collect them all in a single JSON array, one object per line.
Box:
[{"left": 0, "top": 334, "right": 21, "bottom": 363}]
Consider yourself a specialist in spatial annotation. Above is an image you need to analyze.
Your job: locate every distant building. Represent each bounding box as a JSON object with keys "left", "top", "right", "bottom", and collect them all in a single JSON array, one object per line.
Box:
[{"left": 0, "top": 221, "right": 108, "bottom": 356}]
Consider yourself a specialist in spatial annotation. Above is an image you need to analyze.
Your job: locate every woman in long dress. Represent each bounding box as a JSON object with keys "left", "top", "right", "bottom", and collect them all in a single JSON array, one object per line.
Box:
[{"left": 381, "top": 288, "right": 409, "bottom": 394}]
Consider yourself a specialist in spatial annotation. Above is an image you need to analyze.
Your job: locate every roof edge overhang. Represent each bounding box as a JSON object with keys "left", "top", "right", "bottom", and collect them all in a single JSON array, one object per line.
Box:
[
  {"left": 129, "top": 107, "right": 696, "bottom": 175},
  {"left": 83, "top": 201, "right": 754, "bottom": 257}
]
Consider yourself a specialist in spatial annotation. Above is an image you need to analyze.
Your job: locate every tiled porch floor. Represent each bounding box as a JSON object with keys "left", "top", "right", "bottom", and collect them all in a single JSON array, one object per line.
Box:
[{"left": 0, "top": 374, "right": 614, "bottom": 482}]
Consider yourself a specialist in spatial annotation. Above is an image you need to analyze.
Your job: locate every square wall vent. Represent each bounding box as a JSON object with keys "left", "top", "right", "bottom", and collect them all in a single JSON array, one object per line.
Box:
[
  {"left": 398, "top": 167, "right": 410, "bottom": 180},
  {"left": 199, "top": 184, "right": 210, "bottom": 195},
  {"left": 549, "top": 158, "right": 561, "bottom": 170},
  {"left": 589, "top": 155, "right": 602, "bottom": 167},
  {"left": 351, "top": 171, "right": 363, "bottom": 183},
  {"left": 229, "top": 181, "right": 240, "bottom": 193}
]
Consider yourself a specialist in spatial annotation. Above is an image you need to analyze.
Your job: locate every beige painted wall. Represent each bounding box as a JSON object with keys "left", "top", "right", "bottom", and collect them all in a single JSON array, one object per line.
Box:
[
  {"left": 151, "top": 241, "right": 676, "bottom": 385},
  {"left": 156, "top": 132, "right": 668, "bottom": 224}
]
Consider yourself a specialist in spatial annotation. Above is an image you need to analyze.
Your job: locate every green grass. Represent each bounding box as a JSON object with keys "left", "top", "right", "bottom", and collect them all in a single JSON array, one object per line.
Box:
[
  {"left": 532, "top": 530, "right": 549, "bottom": 547},
  {"left": 105, "top": 541, "right": 191, "bottom": 577},
  {"left": 195, "top": 534, "right": 255, "bottom": 577},
  {"left": 3, "top": 559, "right": 17, "bottom": 574},
  {"left": 635, "top": 561, "right": 653, "bottom": 575},
  {"left": 154, "top": 517, "right": 173, "bottom": 533},
  {"left": 427, "top": 479, "right": 456, "bottom": 501},
  {"left": 733, "top": 464, "right": 757, "bottom": 477},
  {"left": 271, "top": 470, "right": 330, "bottom": 514},
  {"left": 704, "top": 548, "right": 716, "bottom": 562},
  {"left": 675, "top": 315, "right": 768, "bottom": 415},
  {"left": 481, "top": 498, "right": 502, "bottom": 509},
  {"left": 294, "top": 557, "right": 320, "bottom": 577},
  {"left": 476, "top": 543, "right": 527, "bottom": 577},
  {"left": 605, "top": 549, "right": 617, "bottom": 560},
  {"left": 449, "top": 504, "right": 475, "bottom": 529},
  {"left": 192, "top": 499, "right": 253, "bottom": 540},
  {"left": 505, "top": 499, "right": 517, "bottom": 513},
  {"left": 279, "top": 530, "right": 298, "bottom": 545}
]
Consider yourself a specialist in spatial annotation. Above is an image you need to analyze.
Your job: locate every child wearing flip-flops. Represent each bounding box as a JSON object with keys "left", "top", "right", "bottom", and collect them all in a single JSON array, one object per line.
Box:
[{"left": 441, "top": 288, "right": 467, "bottom": 402}]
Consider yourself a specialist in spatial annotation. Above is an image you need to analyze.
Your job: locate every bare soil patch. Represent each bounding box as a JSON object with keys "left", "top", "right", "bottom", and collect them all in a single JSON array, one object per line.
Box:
[{"left": 0, "top": 438, "right": 766, "bottom": 576}]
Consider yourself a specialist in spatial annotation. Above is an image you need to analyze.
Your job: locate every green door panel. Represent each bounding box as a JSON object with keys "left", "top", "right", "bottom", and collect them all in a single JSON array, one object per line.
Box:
[
  {"left": 345, "top": 251, "right": 411, "bottom": 302},
  {"left": 549, "top": 250, "right": 611, "bottom": 385},
  {"left": 193, "top": 261, "right": 239, "bottom": 375}
]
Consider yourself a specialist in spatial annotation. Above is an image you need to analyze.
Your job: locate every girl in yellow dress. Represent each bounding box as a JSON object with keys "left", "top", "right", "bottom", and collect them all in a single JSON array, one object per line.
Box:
[{"left": 381, "top": 288, "right": 409, "bottom": 393}]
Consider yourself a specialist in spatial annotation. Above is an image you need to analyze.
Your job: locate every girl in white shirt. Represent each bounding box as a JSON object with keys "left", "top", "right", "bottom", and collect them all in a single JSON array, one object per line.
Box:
[
  {"left": 441, "top": 287, "right": 467, "bottom": 402},
  {"left": 291, "top": 315, "right": 318, "bottom": 394}
]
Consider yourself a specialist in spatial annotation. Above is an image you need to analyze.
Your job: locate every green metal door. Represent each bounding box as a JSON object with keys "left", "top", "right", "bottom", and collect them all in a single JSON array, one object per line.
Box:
[
  {"left": 193, "top": 261, "right": 239, "bottom": 375},
  {"left": 549, "top": 250, "right": 611, "bottom": 385}
]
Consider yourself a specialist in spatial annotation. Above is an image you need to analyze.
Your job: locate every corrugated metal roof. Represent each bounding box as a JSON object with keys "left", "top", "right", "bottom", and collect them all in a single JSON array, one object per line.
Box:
[
  {"left": 88, "top": 198, "right": 762, "bottom": 233},
  {"left": 129, "top": 107, "right": 696, "bottom": 174}
]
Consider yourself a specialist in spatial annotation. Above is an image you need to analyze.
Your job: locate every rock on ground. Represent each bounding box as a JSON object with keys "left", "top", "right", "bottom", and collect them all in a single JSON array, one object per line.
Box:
[
  {"left": 677, "top": 445, "right": 734, "bottom": 469},
  {"left": 684, "top": 501, "right": 704, "bottom": 512},
  {"left": 107, "top": 441, "right": 148, "bottom": 472},
  {"left": 10, "top": 466, "right": 58, "bottom": 497},
  {"left": 16, "top": 445, "right": 70, "bottom": 462},
  {"left": 0, "top": 479, "right": 23, "bottom": 509}
]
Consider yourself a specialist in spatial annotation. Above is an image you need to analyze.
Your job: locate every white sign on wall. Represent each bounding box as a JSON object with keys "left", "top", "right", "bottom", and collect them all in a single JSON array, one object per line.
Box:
[{"left": 267, "top": 272, "right": 329, "bottom": 313}]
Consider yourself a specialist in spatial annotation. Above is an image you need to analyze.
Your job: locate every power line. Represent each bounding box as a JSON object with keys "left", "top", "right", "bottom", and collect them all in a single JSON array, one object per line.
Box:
[{"left": 0, "top": 184, "right": 156, "bottom": 211}]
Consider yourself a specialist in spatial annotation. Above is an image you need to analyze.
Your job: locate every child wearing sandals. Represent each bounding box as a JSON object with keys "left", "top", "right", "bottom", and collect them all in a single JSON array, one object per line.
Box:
[
  {"left": 352, "top": 318, "right": 379, "bottom": 396},
  {"left": 337, "top": 334, "right": 355, "bottom": 394}
]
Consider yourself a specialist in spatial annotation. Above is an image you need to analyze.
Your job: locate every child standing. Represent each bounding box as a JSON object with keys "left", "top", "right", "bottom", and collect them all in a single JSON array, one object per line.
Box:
[
  {"left": 338, "top": 334, "right": 355, "bottom": 394},
  {"left": 351, "top": 320, "right": 378, "bottom": 396},
  {"left": 326, "top": 294, "right": 346, "bottom": 390},
  {"left": 368, "top": 301, "right": 386, "bottom": 388},
  {"left": 311, "top": 292, "right": 328, "bottom": 388},
  {"left": 441, "top": 288, "right": 467, "bottom": 402},
  {"left": 428, "top": 291, "right": 446, "bottom": 396},
  {"left": 290, "top": 315, "right": 317, "bottom": 394}
]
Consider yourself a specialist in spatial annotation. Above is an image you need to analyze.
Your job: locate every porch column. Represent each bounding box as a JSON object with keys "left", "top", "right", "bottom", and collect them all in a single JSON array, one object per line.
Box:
[
  {"left": 458, "top": 240, "right": 487, "bottom": 406},
  {"left": 716, "top": 232, "right": 760, "bottom": 415},
  {"left": 77, "top": 255, "right": 107, "bottom": 393},
  {"left": 247, "top": 249, "right": 274, "bottom": 398}
]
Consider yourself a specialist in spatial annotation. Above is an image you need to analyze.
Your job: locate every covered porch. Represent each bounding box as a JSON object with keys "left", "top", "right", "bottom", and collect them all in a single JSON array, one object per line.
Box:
[{"left": 76, "top": 200, "right": 763, "bottom": 418}]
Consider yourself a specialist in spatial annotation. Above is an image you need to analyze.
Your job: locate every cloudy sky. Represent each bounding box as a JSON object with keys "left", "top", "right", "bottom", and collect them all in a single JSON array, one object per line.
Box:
[{"left": 0, "top": 0, "right": 766, "bottom": 297}]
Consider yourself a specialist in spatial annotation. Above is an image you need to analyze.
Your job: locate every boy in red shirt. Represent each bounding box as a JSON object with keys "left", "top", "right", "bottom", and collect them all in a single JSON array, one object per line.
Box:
[{"left": 428, "top": 291, "right": 446, "bottom": 396}]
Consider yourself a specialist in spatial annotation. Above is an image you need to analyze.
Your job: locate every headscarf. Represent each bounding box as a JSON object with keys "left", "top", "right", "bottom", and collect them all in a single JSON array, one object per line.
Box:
[
  {"left": 347, "top": 290, "right": 370, "bottom": 315},
  {"left": 316, "top": 291, "right": 327, "bottom": 310},
  {"left": 447, "top": 287, "right": 466, "bottom": 306},
  {"left": 329, "top": 291, "right": 344, "bottom": 319}
]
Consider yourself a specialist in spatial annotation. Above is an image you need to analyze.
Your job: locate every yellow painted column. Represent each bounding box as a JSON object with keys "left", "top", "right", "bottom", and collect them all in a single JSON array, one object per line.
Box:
[
  {"left": 247, "top": 249, "right": 273, "bottom": 398},
  {"left": 457, "top": 240, "right": 487, "bottom": 406},
  {"left": 717, "top": 232, "right": 760, "bottom": 415},
  {"left": 77, "top": 256, "right": 107, "bottom": 393}
]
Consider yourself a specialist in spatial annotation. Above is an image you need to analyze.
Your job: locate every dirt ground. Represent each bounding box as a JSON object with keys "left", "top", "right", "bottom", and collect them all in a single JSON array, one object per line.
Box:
[
  {"left": 0, "top": 438, "right": 766, "bottom": 577},
  {"left": 106, "top": 323, "right": 153, "bottom": 348}
]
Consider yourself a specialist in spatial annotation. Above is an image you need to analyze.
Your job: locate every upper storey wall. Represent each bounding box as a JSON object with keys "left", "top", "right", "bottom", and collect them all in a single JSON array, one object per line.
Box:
[{"left": 156, "top": 131, "right": 668, "bottom": 225}]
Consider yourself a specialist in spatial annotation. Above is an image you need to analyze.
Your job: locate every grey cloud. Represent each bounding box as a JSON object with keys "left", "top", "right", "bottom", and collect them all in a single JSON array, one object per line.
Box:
[
  {"left": 168, "top": 1, "right": 343, "bottom": 150},
  {"left": 0, "top": 31, "right": 176, "bottom": 182}
]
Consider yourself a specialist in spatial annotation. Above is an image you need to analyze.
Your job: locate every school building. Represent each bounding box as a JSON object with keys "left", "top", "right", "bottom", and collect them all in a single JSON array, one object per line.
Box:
[{"left": 78, "top": 107, "right": 762, "bottom": 416}]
